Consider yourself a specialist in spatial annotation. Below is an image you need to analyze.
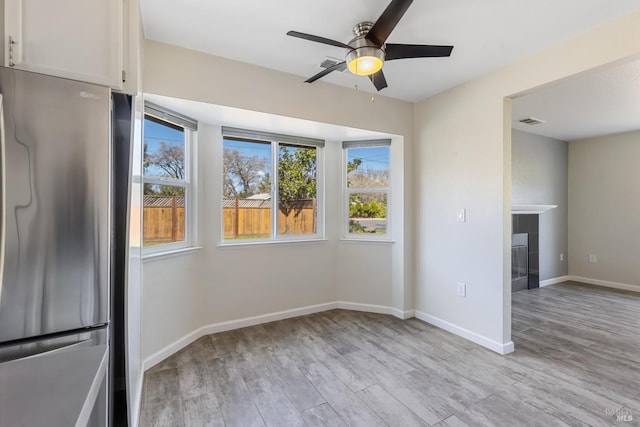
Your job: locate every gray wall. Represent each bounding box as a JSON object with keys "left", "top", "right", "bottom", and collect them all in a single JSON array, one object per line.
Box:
[
  {"left": 568, "top": 130, "right": 640, "bottom": 288},
  {"left": 512, "top": 130, "right": 568, "bottom": 281}
]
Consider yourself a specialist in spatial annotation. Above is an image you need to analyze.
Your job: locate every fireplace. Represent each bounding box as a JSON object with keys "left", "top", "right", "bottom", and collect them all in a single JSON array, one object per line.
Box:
[
  {"left": 512, "top": 214, "right": 539, "bottom": 292},
  {"left": 512, "top": 233, "right": 529, "bottom": 292}
]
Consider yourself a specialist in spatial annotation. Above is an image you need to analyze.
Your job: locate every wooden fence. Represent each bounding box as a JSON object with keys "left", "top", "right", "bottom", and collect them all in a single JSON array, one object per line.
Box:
[
  {"left": 223, "top": 198, "right": 317, "bottom": 239},
  {"left": 143, "top": 197, "right": 317, "bottom": 243},
  {"left": 143, "top": 198, "right": 185, "bottom": 244}
]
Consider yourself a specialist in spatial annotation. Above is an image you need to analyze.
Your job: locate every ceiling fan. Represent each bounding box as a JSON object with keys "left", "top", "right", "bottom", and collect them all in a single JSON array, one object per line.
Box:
[{"left": 287, "top": 0, "right": 454, "bottom": 91}]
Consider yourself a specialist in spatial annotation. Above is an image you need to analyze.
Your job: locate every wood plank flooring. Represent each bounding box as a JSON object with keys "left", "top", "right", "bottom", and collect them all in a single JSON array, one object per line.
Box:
[{"left": 140, "top": 282, "right": 640, "bottom": 426}]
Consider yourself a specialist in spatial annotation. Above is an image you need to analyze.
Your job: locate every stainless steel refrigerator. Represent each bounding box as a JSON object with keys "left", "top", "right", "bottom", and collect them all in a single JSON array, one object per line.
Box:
[{"left": 0, "top": 67, "right": 131, "bottom": 426}]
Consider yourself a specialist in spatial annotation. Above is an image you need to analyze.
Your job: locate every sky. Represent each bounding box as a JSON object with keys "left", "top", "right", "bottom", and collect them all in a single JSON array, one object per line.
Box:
[
  {"left": 144, "top": 116, "right": 185, "bottom": 178},
  {"left": 346, "top": 146, "right": 389, "bottom": 172},
  {"left": 144, "top": 118, "right": 389, "bottom": 180},
  {"left": 222, "top": 139, "right": 389, "bottom": 175}
]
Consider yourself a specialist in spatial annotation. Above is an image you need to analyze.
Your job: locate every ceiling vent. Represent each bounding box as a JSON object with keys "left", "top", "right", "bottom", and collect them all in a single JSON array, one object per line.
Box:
[
  {"left": 517, "top": 117, "right": 546, "bottom": 125},
  {"left": 318, "top": 57, "right": 347, "bottom": 71}
]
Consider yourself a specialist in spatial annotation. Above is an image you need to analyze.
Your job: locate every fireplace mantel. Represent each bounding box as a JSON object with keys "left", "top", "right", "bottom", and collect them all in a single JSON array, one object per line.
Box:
[{"left": 512, "top": 204, "right": 557, "bottom": 214}]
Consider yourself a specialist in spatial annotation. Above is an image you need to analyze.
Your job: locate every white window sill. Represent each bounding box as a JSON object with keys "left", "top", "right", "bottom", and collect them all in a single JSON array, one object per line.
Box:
[
  {"left": 142, "top": 246, "right": 203, "bottom": 262},
  {"left": 218, "top": 238, "right": 328, "bottom": 248},
  {"left": 340, "top": 238, "right": 396, "bottom": 244}
]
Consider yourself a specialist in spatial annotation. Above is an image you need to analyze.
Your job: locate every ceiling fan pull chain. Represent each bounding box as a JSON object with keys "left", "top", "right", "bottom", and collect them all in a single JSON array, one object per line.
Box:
[{"left": 370, "top": 73, "right": 376, "bottom": 102}]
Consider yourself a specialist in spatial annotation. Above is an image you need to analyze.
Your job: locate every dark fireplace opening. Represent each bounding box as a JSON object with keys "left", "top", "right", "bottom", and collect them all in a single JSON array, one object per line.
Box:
[
  {"left": 512, "top": 233, "right": 529, "bottom": 292},
  {"left": 512, "top": 214, "right": 539, "bottom": 292}
]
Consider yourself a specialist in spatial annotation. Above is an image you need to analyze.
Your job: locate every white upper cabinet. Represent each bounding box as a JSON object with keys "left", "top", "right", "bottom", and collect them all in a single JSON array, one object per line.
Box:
[{"left": 4, "top": 0, "right": 124, "bottom": 89}]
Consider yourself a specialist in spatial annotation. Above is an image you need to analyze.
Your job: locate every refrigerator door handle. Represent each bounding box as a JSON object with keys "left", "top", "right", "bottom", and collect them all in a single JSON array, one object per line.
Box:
[{"left": 0, "top": 94, "right": 5, "bottom": 304}]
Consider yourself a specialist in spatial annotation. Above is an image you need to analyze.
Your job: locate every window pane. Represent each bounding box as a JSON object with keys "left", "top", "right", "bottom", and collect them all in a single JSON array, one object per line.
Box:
[
  {"left": 144, "top": 115, "right": 185, "bottom": 179},
  {"left": 278, "top": 144, "right": 317, "bottom": 236},
  {"left": 223, "top": 138, "right": 272, "bottom": 240},
  {"left": 143, "top": 184, "right": 185, "bottom": 246},
  {"left": 349, "top": 192, "right": 387, "bottom": 235},
  {"left": 346, "top": 146, "right": 389, "bottom": 189}
]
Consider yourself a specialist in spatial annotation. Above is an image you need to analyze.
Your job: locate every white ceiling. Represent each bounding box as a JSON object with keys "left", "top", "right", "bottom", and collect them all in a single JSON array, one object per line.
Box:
[
  {"left": 140, "top": 0, "right": 640, "bottom": 103},
  {"left": 512, "top": 58, "right": 640, "bottom": 141},
  {"left": 145, "top": 94, "right": 394, "bottom": 141},
  {"left": 140, "top": 1, "right": 640, "bottom": 140}
]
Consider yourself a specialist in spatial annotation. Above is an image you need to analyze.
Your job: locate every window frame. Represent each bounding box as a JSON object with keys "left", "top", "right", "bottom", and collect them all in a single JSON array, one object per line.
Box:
[
  {"left": 221, "top": 127, "right": 324, "bottom": 244},
  {"left": 342, "top": 140, "right": 391, "bottom": 241},
  {"left": 142, "top": 103, "right": 198, "bottom": 256}
]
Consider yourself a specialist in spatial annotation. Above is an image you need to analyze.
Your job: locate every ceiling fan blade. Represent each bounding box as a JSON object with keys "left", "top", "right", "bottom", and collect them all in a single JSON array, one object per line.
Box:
[
  {"left": 305, "top": 61, "right": 347, "bottom": 84},
  {"left": 385, "top": 44, "right": 454, "bottom": 60},
  {"left": 287, "top": 31, "right": 353, "bottom": 50},
  {"left": 366, "top": 0, "right": 413, "bottom": 47},
  {"left": 369, "top": 70, "right": 388, "bottom": 91}
]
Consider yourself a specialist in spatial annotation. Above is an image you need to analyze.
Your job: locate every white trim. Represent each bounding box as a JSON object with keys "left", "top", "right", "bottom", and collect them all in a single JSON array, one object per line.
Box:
[
  {"left": 129, "top": 372, "right": 144, "bottom": 427},
  {"left": 142, "top": 301, "right": 412, "bottom": 371},
  {"left": 143, "top": 302, "right": 337, "bottom": 370},
  {"left": 143, "top": 327, "right": 202, "bottom": 372},
  {"left": 335, "top": 301, "right": 412, "bottom": 319},
  {"left": 142, "top": 116, "right": 198, "bottom": 256},
  {"left": 393, "top": 308, "right": 416, "bottom": 320},
  {"left": 340, "top": 239, "right": 396, "bottom": 244},
  {"left": 569, "top": 276, "right": 640, "bottom": 293},
  {"left": 142, "top": 246, "right": 202, "bottom": 262},
  {"left": 414, "top": 310, "right": 514, "bottom": 355},
  {"left": 218, "top": 238, "right": 328, "bottom": 248},
  {"left": 511, "top": 204, "right": 557, "bottom": 214},
  {"left": 539, "top": 275, "right": 571, "bottom": 287}
]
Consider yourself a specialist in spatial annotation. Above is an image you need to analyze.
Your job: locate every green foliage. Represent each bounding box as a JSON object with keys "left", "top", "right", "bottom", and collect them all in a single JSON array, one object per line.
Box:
[
  {"left": 278, "top": 146, "right": 316, "bottom": 206},
  {"left": 144, "top": 183, "right": 184, "bottom": 197},
  {"left": 348, "top": 220, "right": 365, "bottom": 233},
  {"left": 349, "top": 199, "right": 386, "bottom": 218},
  {"left": 347, "top": 158, "right": 362, "bottom": 174}
]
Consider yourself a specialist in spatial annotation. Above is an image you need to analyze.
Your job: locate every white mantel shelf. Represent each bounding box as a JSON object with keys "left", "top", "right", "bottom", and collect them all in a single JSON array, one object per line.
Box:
[{"left": 512, "top": 204, "right": 558, "bottom": 214}]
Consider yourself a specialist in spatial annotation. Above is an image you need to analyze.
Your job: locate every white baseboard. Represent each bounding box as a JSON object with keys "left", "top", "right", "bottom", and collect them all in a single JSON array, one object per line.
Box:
[
  {"left": 142, "top": 301, "right": 411, "bottom": 371},
  {"left": 569, "top": 276, "right": 640, "bottom": 293},
  {"left": 143, "top": 302, "right": 337, "bottom": 370},
  {"left": 539, "top": 275, "right": 571, "bottom": 287},
  {"left": 142, "top": 325, "right": 207, "bottom": 372},
  {"left": 414, "top": 310, "right": 514, "bottom": 355},
  {"left": 200, "top": 302, "right": 339, "bottom": 336},
  {"left": 394, "top": 308, "right": 416, "bottom": 320},
  {"left": 335, "top": 301, "right": 414, "bottom": 320}
]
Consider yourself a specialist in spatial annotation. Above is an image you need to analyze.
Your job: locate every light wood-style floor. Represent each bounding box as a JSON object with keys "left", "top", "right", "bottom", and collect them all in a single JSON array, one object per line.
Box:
[{"left": 140, "top": 282, "right": 640, "bottom": 426}]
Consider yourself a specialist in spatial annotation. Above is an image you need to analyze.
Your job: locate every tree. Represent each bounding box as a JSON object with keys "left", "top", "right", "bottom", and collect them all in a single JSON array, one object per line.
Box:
[
  {"left": 145, "top": 141, "right": 185, "bottom": 180},
  {"left": 223, "top": 148, "right": 269, "bottom": 198},
  {"left": 143, "top": 140, "right": 185, "bottom": 197},
  {"left": 347, "top": 162, "right": 389, "bottom": 189},
  {"left": 347, "top": 158, "right": 362, "bottom": 174},
  {"left": 346, "top": 156, "right": 387, "bottom": 219},
  {"left": 278, "top": 146, "right": 316, "bottom": 209}
]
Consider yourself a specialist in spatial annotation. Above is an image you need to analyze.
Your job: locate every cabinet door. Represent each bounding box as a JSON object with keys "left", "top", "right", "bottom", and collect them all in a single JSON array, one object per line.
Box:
[{"left": 5, "top": 0, "right": 123, "bottom": 89}]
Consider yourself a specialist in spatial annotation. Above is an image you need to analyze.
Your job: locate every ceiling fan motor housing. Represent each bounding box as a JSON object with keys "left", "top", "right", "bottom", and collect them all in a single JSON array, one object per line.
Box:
[{"left": 346, "top": 22, "right": 385, "bottom": 76}]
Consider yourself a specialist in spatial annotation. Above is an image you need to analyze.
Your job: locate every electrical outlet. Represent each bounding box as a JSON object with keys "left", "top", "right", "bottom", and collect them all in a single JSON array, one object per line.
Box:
[
  {"left": 560, "top": 253, "right": 564, "bottom": 261},
  {"left": 589, "top": 254, "right": 597, "bottom": 263},
  {"left": 456, "top": 282, "right": 466, "bottom": 297}
]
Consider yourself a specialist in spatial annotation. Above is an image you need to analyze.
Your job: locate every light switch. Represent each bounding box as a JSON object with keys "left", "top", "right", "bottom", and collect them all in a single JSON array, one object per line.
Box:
[
  {"left": 456, "top": 208, "right": 466, "bottom": 222},
  {"left": 456, "top": 282, "right": 466, "bottom": 297}
]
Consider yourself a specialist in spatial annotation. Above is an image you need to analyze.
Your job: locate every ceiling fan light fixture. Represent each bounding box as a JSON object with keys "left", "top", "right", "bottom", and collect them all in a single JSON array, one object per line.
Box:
[{"left": 346, "top": 47, "right": 384, "bottom": 76}]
